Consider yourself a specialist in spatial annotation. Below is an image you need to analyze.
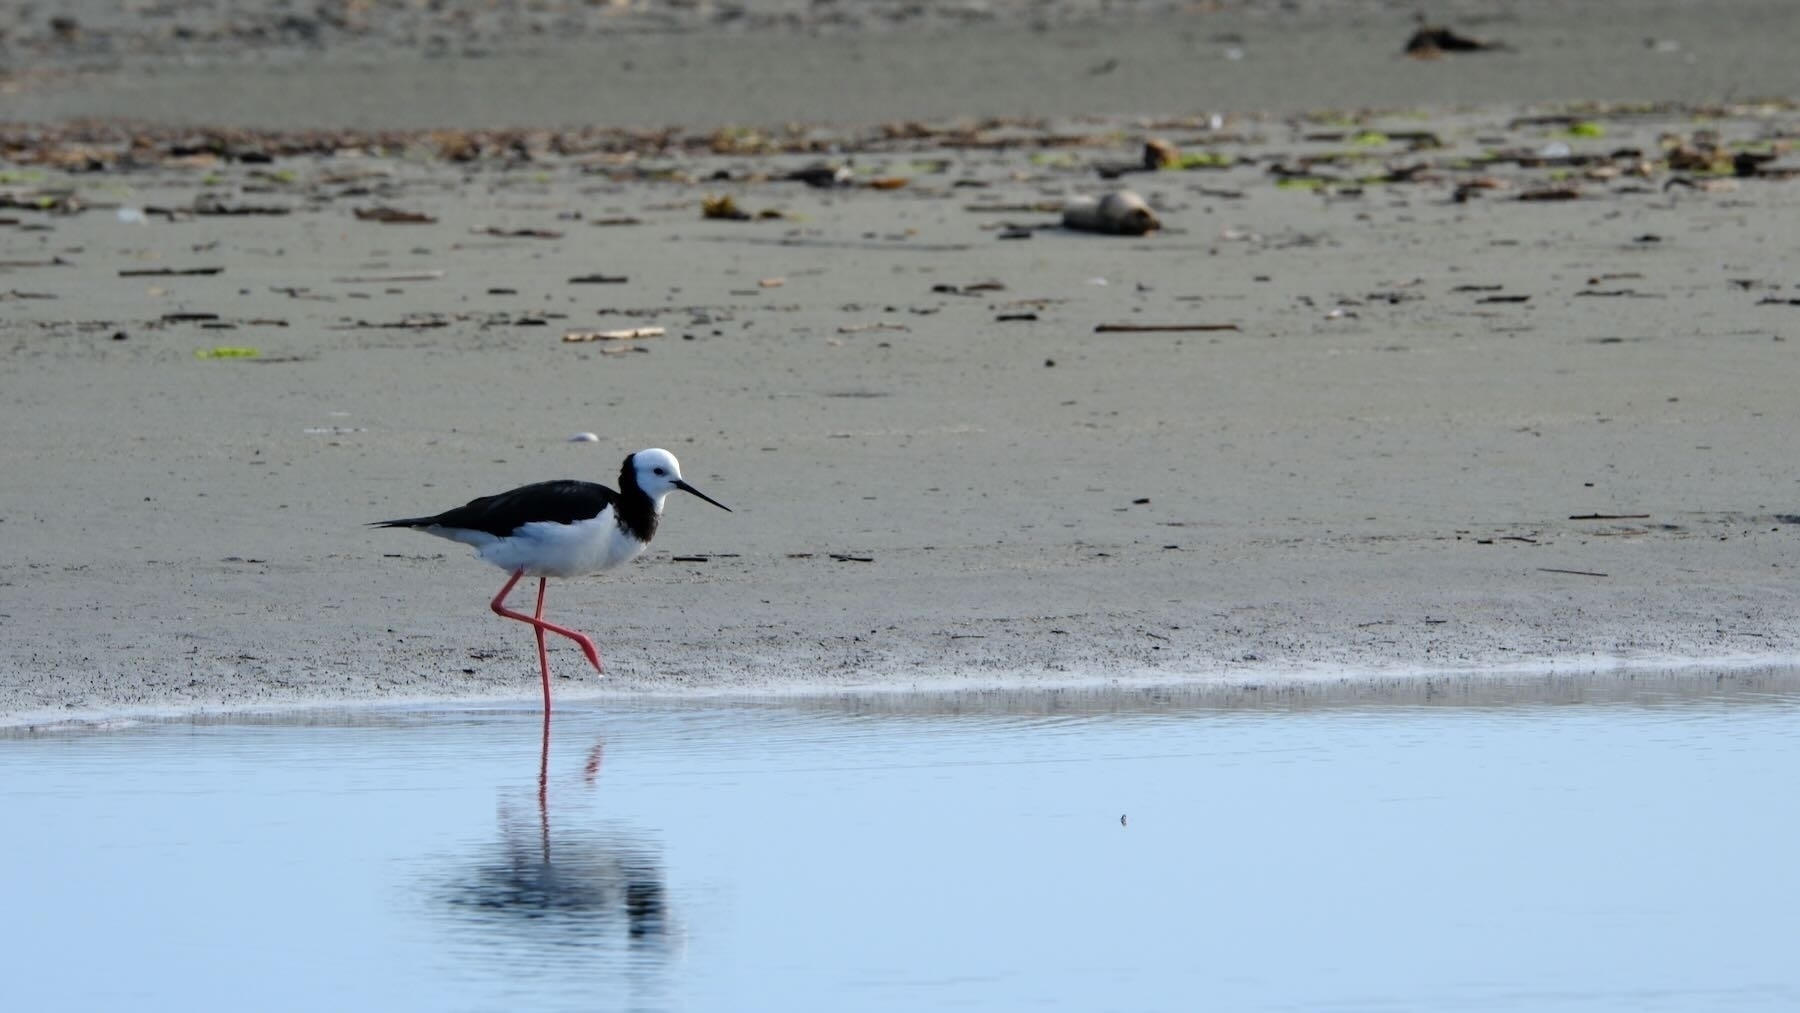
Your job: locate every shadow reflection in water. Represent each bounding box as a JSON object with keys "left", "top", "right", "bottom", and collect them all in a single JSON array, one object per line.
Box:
[{"left": 440, "top": 713, "right": 679, "bottom": 972}]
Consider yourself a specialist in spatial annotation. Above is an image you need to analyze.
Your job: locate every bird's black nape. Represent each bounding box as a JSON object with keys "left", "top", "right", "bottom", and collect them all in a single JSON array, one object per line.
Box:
[{"left": 618, "top": 452, "right": 642, "bottom": 496}]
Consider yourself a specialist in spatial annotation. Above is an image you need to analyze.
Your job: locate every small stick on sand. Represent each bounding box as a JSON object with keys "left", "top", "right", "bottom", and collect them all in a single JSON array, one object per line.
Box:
[
  {"left": 119, "top": 266, "right": 224, "bottom": 277},
  {"left": 331, "top": 271, "right": 445, "bottom": 283},
  {"left": 1094, "top": 323, "right": 1239, "bottom": 333}
]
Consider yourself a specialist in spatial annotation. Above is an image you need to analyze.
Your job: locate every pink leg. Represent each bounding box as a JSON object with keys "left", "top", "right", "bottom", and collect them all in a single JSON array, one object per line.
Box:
[
  {"left": 489, "top": 570, "right": 605, "bottom": 707},
  {"left": 533, "top": 578, "right": 551, "bottom": 714}
]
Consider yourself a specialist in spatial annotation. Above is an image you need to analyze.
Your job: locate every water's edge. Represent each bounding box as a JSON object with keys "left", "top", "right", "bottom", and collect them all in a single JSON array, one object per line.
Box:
[{"left": 9, "top": 654, "right": 1800, "bottom": 736}]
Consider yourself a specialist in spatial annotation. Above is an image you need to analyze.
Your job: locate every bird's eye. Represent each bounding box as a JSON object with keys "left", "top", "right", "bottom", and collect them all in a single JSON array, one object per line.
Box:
[{"left": 654, "top": 467, "right": 667, "bottom": 476}]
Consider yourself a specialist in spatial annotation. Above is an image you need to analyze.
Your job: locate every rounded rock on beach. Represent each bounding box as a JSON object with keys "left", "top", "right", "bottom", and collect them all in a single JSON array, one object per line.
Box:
[{"left": 1062, "top": 191, "right": 1161, "bottom": 236}]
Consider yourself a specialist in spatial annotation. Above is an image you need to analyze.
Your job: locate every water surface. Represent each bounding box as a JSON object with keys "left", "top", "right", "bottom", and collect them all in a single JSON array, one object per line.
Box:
[{"left": 6, "top": 670, "right": 1799, "bottom": 1011}]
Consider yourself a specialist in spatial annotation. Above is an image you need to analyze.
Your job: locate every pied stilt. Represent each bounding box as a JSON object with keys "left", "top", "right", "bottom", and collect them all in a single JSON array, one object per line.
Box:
[{"left": 374, "top": 448, "right": 729, "bottom": 711}]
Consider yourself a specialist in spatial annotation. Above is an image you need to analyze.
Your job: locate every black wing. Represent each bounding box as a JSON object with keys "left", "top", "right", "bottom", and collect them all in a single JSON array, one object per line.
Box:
[{"left": 374, "top": 480, "right": 618, "bottom": 538}]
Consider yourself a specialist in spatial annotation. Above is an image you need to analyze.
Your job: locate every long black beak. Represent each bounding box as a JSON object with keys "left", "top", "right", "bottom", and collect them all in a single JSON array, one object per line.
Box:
[{"left": 675, "top": 479, "right": 732, "bottom": 512}]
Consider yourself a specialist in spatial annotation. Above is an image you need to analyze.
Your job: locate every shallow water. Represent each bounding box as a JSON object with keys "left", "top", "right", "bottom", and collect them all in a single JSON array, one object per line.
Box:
[{"left": 6, "top": 671, "right": 1800, "bottom": 1012}]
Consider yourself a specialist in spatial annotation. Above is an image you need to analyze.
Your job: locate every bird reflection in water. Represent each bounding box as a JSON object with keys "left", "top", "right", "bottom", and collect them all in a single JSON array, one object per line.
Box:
[{"left": 444, "top": 712, "right": 678, "bottom": 967}]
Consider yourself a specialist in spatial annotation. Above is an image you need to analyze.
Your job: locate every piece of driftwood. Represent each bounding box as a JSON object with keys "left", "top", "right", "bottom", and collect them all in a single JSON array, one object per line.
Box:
[
  {"left": 562, "top": 327, "right": 665, "bottom": 342},
  {"left": 193, "top": 196, "right": 290, "bottom": 216},
  {"left": 119, "top": 266, "right": 224, "bottom": 277},
  {"left": 477, "top": 226, "right": 563, "bottom": 239},
  {"left": 354, "top": 207, "right": 435, "bottom": 224},
  {"left": 0, "top": 256, "right": 74, "bottom": 267},
  {"left": 327, "top": 317, "right": 449, "bottom": 330},
  {"left": 1094, "top": 323, "right": 1238, "bottom": 333},
  {"left": 1519, "top": 186, "right": 1581, "bottom": 201},
  {"left": 330, "top": 271, "right": 444, "bottom": 283}
]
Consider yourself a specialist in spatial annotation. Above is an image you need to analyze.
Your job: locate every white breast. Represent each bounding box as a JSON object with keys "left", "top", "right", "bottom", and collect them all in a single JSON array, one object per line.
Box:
[{"left": 461, "top": 509, "right": 648, "bottom": 578}]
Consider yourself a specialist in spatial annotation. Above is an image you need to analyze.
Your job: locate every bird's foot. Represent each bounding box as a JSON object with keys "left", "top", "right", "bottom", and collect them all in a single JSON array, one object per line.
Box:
[{"left": 573, "top": 635, "right": 605, "bottom": 676}]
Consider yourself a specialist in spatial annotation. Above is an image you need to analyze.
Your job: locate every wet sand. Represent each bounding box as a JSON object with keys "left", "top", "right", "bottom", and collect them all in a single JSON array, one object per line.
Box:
[{"left": 3, "top": 0, "right": 1800, "bottom": 725}]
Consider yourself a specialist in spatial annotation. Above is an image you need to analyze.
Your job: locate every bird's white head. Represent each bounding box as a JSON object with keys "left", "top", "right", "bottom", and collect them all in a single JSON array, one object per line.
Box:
[{"left": 623, "top": 448, "right": 732, "bottom": 513}]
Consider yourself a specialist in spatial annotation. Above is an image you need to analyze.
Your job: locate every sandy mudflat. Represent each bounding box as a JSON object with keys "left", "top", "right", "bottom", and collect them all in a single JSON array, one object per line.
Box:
[{"left": 3, "top": 0, "right": 1800, "bottom": 725}]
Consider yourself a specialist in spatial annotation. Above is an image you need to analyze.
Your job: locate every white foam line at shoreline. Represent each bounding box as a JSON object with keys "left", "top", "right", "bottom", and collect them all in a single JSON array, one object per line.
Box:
[{"left": 7, "top": 650, "right": 1800, "bottom": 735}]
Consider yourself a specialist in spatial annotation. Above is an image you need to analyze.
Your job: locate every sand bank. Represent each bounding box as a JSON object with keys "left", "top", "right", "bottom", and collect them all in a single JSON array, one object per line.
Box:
[{"left": 3, "top": 2, "right": 1799, "bottom": 723}]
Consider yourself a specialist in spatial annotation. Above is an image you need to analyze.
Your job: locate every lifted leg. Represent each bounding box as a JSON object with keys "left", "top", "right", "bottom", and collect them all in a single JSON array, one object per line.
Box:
[{"left": 488, "top": 570, "right": 605, "bottom": 713}]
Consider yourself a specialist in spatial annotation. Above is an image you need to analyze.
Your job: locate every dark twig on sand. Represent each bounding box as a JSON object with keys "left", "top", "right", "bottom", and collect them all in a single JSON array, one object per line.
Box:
[{"left": 1095, "top": 323, "right": 1240, "bottom": 333}]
